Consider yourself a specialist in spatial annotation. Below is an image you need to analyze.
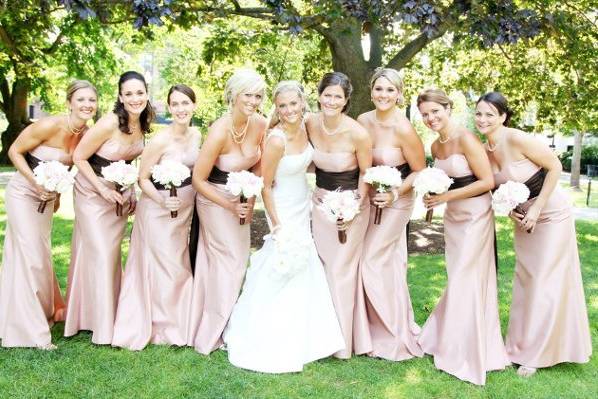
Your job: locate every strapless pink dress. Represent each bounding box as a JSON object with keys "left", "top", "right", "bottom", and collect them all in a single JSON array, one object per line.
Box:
[
  {"left": 354, "top": 148, "right": 423, "bottom": 360},
  {"left": 65, "top": 138, "right": 143, "bottom": 344},
  {"left": 112, "top": 135, "right": 200, "bottom": 350},
  {"left": 311, "top": 148, "right": 370, "bottom": 359},
  {"left": 418, "top": 154, "right": 509, "bottom": 385},
  {"left": 0, "top": 145, "right": 71, "bottom": 347},
  {"left": 494, "top": 158, "right": 591, "bottom": 367},
  {"left": 187, "top": 150, "right": 259, "bottom": 354}
]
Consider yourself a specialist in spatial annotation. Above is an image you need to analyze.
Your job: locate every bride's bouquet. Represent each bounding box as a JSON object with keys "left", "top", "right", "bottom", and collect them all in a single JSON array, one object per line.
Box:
[
  {"left": 413, "top": 167, "right": 454, "bottom": 223},
  {"left": 32, "top": 160, "right": 76, "bottom": 213},
  {"left": 225, "top": 170, "right": 264, "bottom": 225},
  {"left": 492, "top": 180, "right": 532, "bottom": 232},
  {"left": 319, "top": 189, "right": 361, "bottom": 244},
  {"left": 151, "top": 160, "right": 191, "bottom": 218},
  {"left": 269, "top": 225, "right": 311, "bottom": 280},
  {"left": 101, "top": 160, "right": 138, "bottom": 216},
  {"left": 363, "top": 165, "right": 402, "bottom": 225}
]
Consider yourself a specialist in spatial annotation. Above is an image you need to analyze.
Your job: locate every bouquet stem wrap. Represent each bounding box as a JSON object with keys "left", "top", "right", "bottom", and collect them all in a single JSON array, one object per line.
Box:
[
  {"left": 374, "top": 206, "right": 383, "bottom": 225},
  {"left": 239, "top": 195, "right": 247, "bottom": 225},
  {"left": 115, "top": 184, "right": 123, "bottom": 217},
  {"left": 337, "top": 218, "right": 347, "bottom": 244},
  {"left": 425, "top": 206, "right": 434, "bottom": 223},
  {"left": 38, "top": 200, "right": 48, "bottom": 213},
  {"left": 169, "top": 186, "right": 178, "bottom": 218}
]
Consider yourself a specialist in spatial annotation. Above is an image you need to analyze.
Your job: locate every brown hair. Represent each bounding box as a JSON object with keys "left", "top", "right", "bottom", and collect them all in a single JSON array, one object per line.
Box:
[
  {"left": 477, "top": 92, "right": 514, "bottom": 126},
  {"left": 417, "top": 89, "right": 453, "bottom": 109},
  {"left": 112, "top": 71, "right": 155, "bottom": 135},
  {"left": 317, "top": 72, "right": 352, "bottom": 113},
  {"left": 167, "top": 84, "right": 196, "bottom": 104},
  {"left": 66, "top": 80, "right": 97, "bottom": 102}
]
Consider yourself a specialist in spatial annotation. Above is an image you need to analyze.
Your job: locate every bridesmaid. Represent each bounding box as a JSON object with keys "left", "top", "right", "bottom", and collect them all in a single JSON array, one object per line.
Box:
[
  {"left": 306, "top": 72, "right": 372, "bottom": 359},
  {"left": 476, "top": 92, "right": 591, "bottom": 377},
  {"left": 65, "top": 71, "right": 153, "bottom": 344},
  {"left": 112, "top": 85, "right": 200, "bottom": 350},
  {"left": 0, "top": 80, "right": 97, "bottom": 349},
  {"left": 355, "top": 68, "right": 426, "bottom": 360},
  {"left": 187, "top": 69, "right": 267, "bottom": 354},
  {"left": 417, "top": 89, "right": 510, "bottom": 385}
]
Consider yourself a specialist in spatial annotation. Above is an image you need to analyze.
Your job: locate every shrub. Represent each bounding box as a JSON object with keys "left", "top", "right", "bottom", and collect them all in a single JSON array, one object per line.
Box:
[{"left": 559, "top": 145, "right": 598, "bottom": 173}]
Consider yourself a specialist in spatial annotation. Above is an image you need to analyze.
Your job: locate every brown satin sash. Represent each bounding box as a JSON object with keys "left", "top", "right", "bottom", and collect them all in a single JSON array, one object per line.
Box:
[
  {"left": 448, "top": 174, "right": 487, "bottom": 197},
  {"left": 88, "top": 153, "right": 132, "bottom": 177},
  {"left": 152, "top": 176, "right": 193, "bottom": 190},
  {"left": 315, "top": 167, "right": 359, "bottom": 191},
  {"left": 207, "top": 165, "right": 229, "bottom": 185},
  {"left": 524, "top": 168, "right": 546, "bottom": 199},
  {"left": 396, "top": 162, "right": 412, "bottom": 180}
]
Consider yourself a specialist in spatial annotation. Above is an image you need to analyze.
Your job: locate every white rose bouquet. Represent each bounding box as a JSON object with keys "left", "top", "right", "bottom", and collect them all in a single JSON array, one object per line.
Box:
[
  {"left": 492, "top": 180, "right": 532, "bottom": 232},
  {"left": 413, "top": 167, "right": 454, "bottom": 223},
  {"left": 363, "top": 165, "right": 403, "bottom": 225},
  {"left": 101, "top": 160, "right": 138, "bottom": 216},
  {"left": 225, "top": 170, "right": 264, "bottom": 225},
  {"left": 319, "top": 189, "right": 361, "bottom": 243},
  {"left": 32, "top": 160, "right": 76, "bottom": 213},
  {"left": 151, "top": 160, "right": 191, "bottom": 218}
]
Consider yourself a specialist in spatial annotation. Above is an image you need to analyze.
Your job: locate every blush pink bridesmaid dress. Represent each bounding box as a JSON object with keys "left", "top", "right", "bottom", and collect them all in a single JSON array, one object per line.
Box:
[
  {"left": 187, "top": 150, "right": 259, "bottom": 355},
  {"left": 418, "top": 154, "right": 510, "bottom": 385},
  {"left": 64, "top": 138, "right": 143, "bottom": 344},
  {"left": 0, "top": 145, "right": 70, "bottom": 348},
  {"left": 494, "top": 158, "right": 591, "bottom": 368},
  {"left": 354, "top": 148, "right": 423, "bottom": 361},
  {"left": 112, "top": 134, "right": 200, "bottom": 350},
  {"left": 311, "top": 148, "right": 370, "bottom": 359}
]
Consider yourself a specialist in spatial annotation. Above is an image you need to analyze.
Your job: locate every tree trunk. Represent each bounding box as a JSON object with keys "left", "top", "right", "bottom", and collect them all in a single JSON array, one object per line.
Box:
[
  {"left": 570, "top": 129, "right": 583, "bottom": 190},
  {"left": 324, "top": 19, "right": 378, "bottom": 118},
  {"left": 0, "top": 78, "right": 30, "bottom": 165}
]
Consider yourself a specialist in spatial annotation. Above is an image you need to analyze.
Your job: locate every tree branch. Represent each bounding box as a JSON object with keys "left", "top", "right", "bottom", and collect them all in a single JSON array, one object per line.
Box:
[
  {"left": 0, "top": 25, "right": 20, "bottom": 58},
  {"left": 0, "top": 75, "right": 9, "bottom": 114},
  {"left": 368, "top": 24, "right": 384, "bottom": 68}
]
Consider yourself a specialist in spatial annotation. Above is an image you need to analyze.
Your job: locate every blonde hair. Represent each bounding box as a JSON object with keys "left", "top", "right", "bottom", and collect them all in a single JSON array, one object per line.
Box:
[
  {"left": 66, "top": 80, "right": 97, "bottom": 102},
  {"left": 224, "top": 69, "right": 266, "bottom": 108},
  {"left": 370, "top": 68, "right": 404, "bottom": 107},
  {"left": 416, "top": 88, "right": 453, "bottom": 109},
  {"left": 269, "top": 80, "right": 308, "bottom": 128}
]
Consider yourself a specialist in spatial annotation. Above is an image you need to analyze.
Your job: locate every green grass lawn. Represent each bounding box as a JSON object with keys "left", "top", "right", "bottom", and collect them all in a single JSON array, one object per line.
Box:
[
  {"left": 560, "top": 180, "right": 598, "bottom": 208},
  {"left": 0, "top": 188, "right": 596, "bottom": 399}
]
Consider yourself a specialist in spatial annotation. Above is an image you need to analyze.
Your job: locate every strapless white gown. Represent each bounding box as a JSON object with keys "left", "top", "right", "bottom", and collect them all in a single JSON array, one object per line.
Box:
[{"left": 223, "top": 130, "right": 345, "bottom": 373}]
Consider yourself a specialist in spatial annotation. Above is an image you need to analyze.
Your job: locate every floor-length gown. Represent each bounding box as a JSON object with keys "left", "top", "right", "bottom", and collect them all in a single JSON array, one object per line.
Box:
[
  {"left": 311, "top": 148, "right": 370, "bottom": 359},
  {"left": 224, "top": 131, "right": 345, "bottom": 372},
  {"left": 355, "top": 148, "right": 423, "bottom": 360},
  {"left": 187, "top": 150, "right": 259, "bottom": 354},
  {"left": 418, "top": 154, "right": 510, "bottom": 385},
  {"left": 64, "top": 138, "right": 143, "bottom": 344},
  {"left": 0, "top": 146, "right": 70, "bottom": 348},
  {"left": 495, "top": 158, "right": 591, "bottom": 367},
  {"left": 112, "top": 136, "right": 199, "bottom": 350}
]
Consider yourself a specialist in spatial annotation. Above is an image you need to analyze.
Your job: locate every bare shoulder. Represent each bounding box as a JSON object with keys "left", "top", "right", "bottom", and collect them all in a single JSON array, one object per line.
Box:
[
  {"left": 94, "top": 112, "right": 119, "bottom": 132},
  {"left": 505, "top": 127, "right": 532, "bottom": 146},
  {"left": 253, "top": 113, "right": 268, "bottom": 129},
  {"left": 31, "top": 115, "right": 62, "bottom": 136},
  {"left": 458, "top": 128, "right": 482, "bottom": 146},
  {"left": 264, "top": 134, "right": 285, "bottom": 152},
  {"left": 356, "top": 110, "right": 374, "bottom": 125},
  {"left": 148, "top": 128, "right": 171, "bottom": 146},
  {"left": 394, "top": 115, "right": 416, "bottom": 136},
  {"left": 304, "top": 112, "right": 318, "bottom": 130}
]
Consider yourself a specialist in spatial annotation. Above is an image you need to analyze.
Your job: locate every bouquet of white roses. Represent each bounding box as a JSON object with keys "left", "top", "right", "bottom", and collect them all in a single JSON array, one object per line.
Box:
[
  {"left": 33, "top": 160, "right": 76, "bottom": 213},
  {"left": 151, "top": 160, "right": 191, "bottom": 218},
  {"left": 363, "top": 165, "right": 403, "bottom": 225},
  {"left": 492, "top": 181, "right": 530, "bottom": 215},
  {"left": 225, "top": 170, "right": 264, "bottom": 225},
  {"left": 268, "top": 225, "right": 311, "bottom": 280},
  {"left": 319, "top": 189, "right": 361, "bottom": 243},
  {"left": 413, "top": 167, "right": 454, "bottom": 222},
  {"left": 101, "top": 160, "right": 138, "bottom": 216}
]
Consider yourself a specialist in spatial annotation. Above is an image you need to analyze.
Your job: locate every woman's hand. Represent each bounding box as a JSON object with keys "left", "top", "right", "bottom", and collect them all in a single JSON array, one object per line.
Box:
[
  {"left": 229, "top": 197, "right": 252, "bottom": 220},
  {"left": 423, "top": 192, "right": 450, "bottom": 209},
  {"left": 35, "top": 185, "right": 57, "bottom": 202},
  {"left": 372, "top": 191, "right": 395, "bottom": 208},
  {"left": 162, "top": 196, "right": 182, "bottom": 212},
  {"left": 127, "top": 189, "right": 137, "bottom": 215},
  {"left": 519, "top": 203, "right": 540, "bottom": 233},
  {"left": 336, "top": 218, "right": 351, "bottom": 231},
  {"left": 98, "top": 186, "right": 124, "bottom": 205}
]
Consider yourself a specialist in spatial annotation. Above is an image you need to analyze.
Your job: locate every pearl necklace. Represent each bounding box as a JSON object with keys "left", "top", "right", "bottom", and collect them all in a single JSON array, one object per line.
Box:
[
  {"left": 438, "top": 134, "right": 452, "bottom": 144},
  {"left": 67, "top": 115, "right": 86, "bottom": 136},
  {"left": 320, "top": 114, "right": 343, "bottom": 136},
  {"left": 230, "top": 114, "right": 250, "bottom": 144}
]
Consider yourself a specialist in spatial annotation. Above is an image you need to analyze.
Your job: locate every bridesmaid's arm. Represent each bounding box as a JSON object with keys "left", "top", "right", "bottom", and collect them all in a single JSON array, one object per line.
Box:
[
  {"left": 397, "top": 119, "right": 426, "bottom": 196},
  {"left": 353, "top": 124, "right": 373, "bottom": 205},
  {"left": 260, "top": 135, "right": 285, "bottom": 230},
  {"left": 72, "top": 113, "right": 123, "bottom": 205},
  {"left": 511, "top": 129, "right": 562, "bottom": 231},
  {"left": 8, "top": 118, "right": 58, "bottom": 196}
]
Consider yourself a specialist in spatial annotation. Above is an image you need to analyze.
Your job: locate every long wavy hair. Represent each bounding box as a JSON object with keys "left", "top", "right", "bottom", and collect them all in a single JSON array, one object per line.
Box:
[{"left": 112, "top": 71, "right": 155, "bottom": 135}]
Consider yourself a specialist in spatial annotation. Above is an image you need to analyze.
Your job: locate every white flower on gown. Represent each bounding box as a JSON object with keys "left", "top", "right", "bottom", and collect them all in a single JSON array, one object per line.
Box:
[{"left": 223, "top": 129, "right": 345, "bottom": 373}]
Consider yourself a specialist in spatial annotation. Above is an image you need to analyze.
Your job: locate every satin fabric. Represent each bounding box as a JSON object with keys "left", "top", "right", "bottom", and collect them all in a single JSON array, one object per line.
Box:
[
  {"left": 64, "top": 138, "right": 143, "bottom": 344},
  {"left": 418, "top": 154, "right": 509, "bottom": 385},
  {"left": 224, "top": 131, "right": 344, "bottom": 372},
  {"left": 311, "top": 148, "right": 370, "bottom": 359},
  {"left": 0, "top": 146, "right": 70, "bottom": 348},
  {"left": 112, "top": 136, "right": 199, "bottom": 350},
  {"left": 187, "top": 150, "right": 259, "bottom": 354},
  {"left": 354, "top": 148, "right": 423, "bottom": 360},
  {"left": 495, "top": 158, "right": 592, "bottom": 367}
]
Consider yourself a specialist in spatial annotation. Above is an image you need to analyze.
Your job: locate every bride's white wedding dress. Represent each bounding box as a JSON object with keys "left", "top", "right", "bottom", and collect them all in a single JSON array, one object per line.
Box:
[{"left": 223, "top": 129, "right": 345, "bottom": 373}]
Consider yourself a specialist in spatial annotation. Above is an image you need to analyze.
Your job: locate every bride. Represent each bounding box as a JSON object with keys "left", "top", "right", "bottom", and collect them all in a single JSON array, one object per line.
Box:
[{"left": 223, "top": 81, "right": 345, "bottom": 373}]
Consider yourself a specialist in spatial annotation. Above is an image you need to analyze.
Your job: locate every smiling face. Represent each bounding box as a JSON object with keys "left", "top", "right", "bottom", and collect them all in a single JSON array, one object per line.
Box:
[
  {"left": 69, "top": 87, "right": 97, "bottom": 121},
  {"left": 168, "top": 90, "right": 196, "bottom": 125},
  {"left": 275, "top": 90, "right": 303, "bottom": 126},
  {"left": 418, "top": 101, "right": 451, "bottom": 132},
  {"left": 371, "top": 77, "right": 401, "bottom": 112},
  {"left": 475, "top": 100, "right": 506, "bottom": 136},
  {"left": 233, "top": 90, "right": 263, "bottom": 117},
  {"left": 118, "top": 78, "right": 148, "bottom": 116},
  {"left": 318, "top": 85, "right": 347, "bottom": 117}
]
